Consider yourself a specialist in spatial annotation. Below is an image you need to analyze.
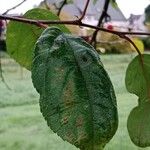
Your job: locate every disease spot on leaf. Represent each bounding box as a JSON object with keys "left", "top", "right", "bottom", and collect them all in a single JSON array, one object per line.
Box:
[
  {"left": 61, "top": 116, "right": 69, "bottom": 125},
  {"left": 63, "top": 81, "right": 74, "bottom": 107},
  {"left": 76, "top": 115, "right": 84, "bottom": 127},
  {"left": 31, "top": 27, "right": 118, "bottom": 149}
]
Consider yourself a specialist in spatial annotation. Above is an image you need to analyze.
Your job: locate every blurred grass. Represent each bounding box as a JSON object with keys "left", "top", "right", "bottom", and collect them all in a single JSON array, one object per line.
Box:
[{"left": 0, "top": 52, "right": 149, "bottom": 150}]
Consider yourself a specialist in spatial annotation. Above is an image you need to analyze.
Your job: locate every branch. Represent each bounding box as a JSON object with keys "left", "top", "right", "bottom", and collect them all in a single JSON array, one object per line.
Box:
[
  {"left": 57, "top": 0, "right": 67, "bottom": 16},
  {"left": 122, "top": 35, "right": 142, "bottom": 56},
  {"left": 43, "top": 0, "right": 51, "bottom": 10},
  {"left": 0, "top": 0, "right": 149, "bottom": 58},
  {"left": 79, "top": 0, "right": 90, "bottom": 21},
  {"left": 1, "top": 0, "right": 149, "bottom": 95},
  {"left": 0, "top": 0, "right": 91, "bottom": 28},
  {"left": 0, "top": 14, "right": 150, "bottom": 36},
  {"left": 91, "top": 0, "right": 110, "bottom": 47},
  {"left": 3, "top": 0, "right": 27, "bottom": 15}
]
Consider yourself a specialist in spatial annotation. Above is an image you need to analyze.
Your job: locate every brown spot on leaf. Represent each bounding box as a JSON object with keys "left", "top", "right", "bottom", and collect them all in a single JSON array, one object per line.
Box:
[
  {"left": 61, "top": 116, "right": 69, "bottom": 125},
  {"left": 63, "top": 81, "right": 74, "bottom": 107},
  {"left": 76, "top": 115, "right": 84, "bottom": 127}
]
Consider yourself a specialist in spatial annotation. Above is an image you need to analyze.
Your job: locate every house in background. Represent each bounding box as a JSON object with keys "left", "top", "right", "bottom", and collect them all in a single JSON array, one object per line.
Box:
[
  {"left": 127, "top": 14, "right": 148, "bottom": 34},
  {"left": 61, "top": 0, "right": 127, "bottom": 35},
  {"left": 45, "top": 0, "right": 148, "bottom": 35}
]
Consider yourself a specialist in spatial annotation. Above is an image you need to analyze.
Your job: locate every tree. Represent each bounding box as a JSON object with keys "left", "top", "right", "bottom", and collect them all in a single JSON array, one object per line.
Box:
[{"left": 0, "top": 0, "right": 150, "bottom": 149}]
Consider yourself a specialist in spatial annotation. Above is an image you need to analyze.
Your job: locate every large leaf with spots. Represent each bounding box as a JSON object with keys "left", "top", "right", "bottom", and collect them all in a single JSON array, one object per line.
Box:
[
  {"left": 31, "top": 27, "right": 118, "bottom": 150},
  {"left": 6, "top": 8, "right": 70, "bottom": 70}
]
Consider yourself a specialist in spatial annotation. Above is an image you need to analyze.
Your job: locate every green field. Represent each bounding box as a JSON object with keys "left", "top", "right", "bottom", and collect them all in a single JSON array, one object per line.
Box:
[{"left": 0, "top": 53, "right": 149, "bottom": 150}]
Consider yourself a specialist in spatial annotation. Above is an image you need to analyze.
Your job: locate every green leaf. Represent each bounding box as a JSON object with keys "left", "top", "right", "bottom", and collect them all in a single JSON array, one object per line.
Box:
[
  {"left": 125, "top": 54, "right": 150, "bottom": 102},
  {"left": 127, "top": 102, "right": 150, "bottom": 148},
  {"left": 110, "top": 0, "right": 118, "bottom": 8},
  {"left": 6, "top": 8, "right": 70, "bottom": 70},
  {"left": 31, "top": 27, "right": 118, "bottom": 150}
]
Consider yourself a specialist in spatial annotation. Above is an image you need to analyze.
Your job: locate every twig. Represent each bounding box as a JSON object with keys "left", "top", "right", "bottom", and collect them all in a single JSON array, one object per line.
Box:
[
  {"left": 0, "top": 14, "right": 150, "bottom": 37},
  {"left": 90, "top": 0, "right": 110, "bottom": 47},
  {"left": 57, "top": 0, "right": 67, "bottom": 16},
  {"left": 36, "top": 22, "right": 49, "bottom": 28},
  {"left": 43, "top": 0, "right": 51, "bottom": 10},
  {"left": 78, "top": 0, "right": 90, "bottom": 21},
  {"left": 0, "top": 0, "right": 149, "bottom": 56},
  {"left": 122, "top": 35, "right": 141, "bottom": 56},
  {"left": 0, "top": 0, "right": 149, "bottom": 94},
  {"left": 81, "top": 23, "right": 150, "bottom": 36},
  {"left": 3, "top": 0, "right": 27, "bottom": 15}
]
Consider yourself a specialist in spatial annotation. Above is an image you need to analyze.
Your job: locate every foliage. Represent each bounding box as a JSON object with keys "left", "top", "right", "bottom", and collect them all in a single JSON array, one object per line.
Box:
[
  {"left": 0, "top": 53, "right": 139, "bottom": 150},
  {"left": 97, "top": 33, "right": 143, "bottom": 54},
  {"left": 6, "top": 8, "right": 70, "bottom": 70},
  {"left": 125, "top": 54, "right": 150, "bottom": 102},
  {"left": 125, "top": 54, "right": 150, "bottom": 147},
  {"left": 130, "top": 38, "right": 144, "bottom": 53},
  {"left": 127, "top": 102, "right": 150, "bottom": 148},
  {"left": 3, "top": 0, "right": 150, "bottom": 149},
  {"left": 31, "top": 27, "right": 118, "bottom": 150}
]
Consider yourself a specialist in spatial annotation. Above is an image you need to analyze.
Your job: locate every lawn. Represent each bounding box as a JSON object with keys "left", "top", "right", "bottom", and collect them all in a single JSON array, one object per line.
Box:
[{"left": 0, "top": 52, "right": 149, "bottom": 150}]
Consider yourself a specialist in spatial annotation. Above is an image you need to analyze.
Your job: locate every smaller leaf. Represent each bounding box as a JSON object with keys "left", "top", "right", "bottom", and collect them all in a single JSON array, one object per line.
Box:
[
  {"left": 110, "top": 0, "right": 118, "bottom": 8},
  {"left": 6, "top": 8, "right": 70, "bottom": 70},
  {"left": 125, "top": 54, "right": 150, "bottom": 102},
  {"left": 127, "top": 102, "right": 150, "bottom": 148}
]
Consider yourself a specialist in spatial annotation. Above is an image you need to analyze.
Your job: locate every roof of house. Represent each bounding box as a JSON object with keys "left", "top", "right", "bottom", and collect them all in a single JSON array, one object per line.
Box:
[
  {"left": 62, "top": 0, "right": 126, "bottom": 21},
  {"left": 128, "top": 14, "right": 141, "bottom": 24}
]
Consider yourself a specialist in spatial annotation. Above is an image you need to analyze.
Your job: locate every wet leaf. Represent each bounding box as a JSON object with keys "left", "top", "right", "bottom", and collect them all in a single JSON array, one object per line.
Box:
[{"left": 31, "top": 27, "right": 118, "bottom": 150}]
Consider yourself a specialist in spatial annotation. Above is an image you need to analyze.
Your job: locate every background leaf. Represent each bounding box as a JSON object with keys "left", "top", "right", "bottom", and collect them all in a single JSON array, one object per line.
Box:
[
  {"left": 130, "top": 38, "right": 144, "bottom": 53},
  {"left": 125, "top": 54, "right": 150, "bottom": 102},
  {"left": 110, "top": 0, "right": 118, "bottom": 8},
  {"left": 127, "top": 102, "right": 150, "bottom": 148},
  {"left": 31, "top": 27, "right": 118, "bottom": 150},
  {"left": 6, "top": 8, "right": 70, "bottom": 70}
]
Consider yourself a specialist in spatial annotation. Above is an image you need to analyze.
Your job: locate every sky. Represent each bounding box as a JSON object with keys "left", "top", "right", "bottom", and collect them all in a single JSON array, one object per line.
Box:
[
  {"left": 116, "top": 0, "right": 150, "bottom": 18},
  {"left": 0, "top": 0, "right": 150, "bottom": 18}
]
